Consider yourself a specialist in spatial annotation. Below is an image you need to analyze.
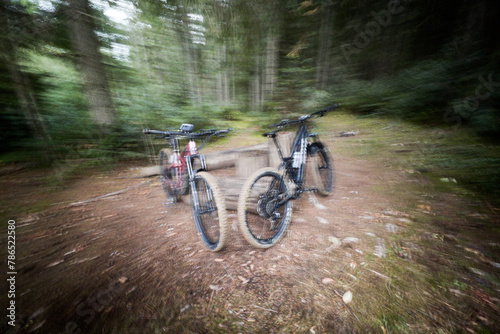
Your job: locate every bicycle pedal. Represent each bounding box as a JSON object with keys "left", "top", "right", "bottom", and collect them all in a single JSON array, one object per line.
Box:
[{"left": 163, "top": 198, "right": 176, "bottom": 207}]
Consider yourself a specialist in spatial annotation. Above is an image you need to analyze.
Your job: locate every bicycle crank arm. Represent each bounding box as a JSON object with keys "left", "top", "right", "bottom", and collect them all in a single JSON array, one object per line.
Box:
[{"left": 277, "top": 192, "right": 299, "bottom": 207}]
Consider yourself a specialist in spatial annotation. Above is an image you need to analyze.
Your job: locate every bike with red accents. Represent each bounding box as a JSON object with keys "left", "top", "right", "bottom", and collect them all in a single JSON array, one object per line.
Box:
[{"left": 144, "top": 124, "right": 232, "bottom": 252}]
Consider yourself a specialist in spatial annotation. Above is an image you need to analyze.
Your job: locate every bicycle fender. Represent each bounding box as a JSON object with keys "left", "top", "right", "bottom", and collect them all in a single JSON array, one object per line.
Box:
[
  {"left": 190, "top": 168, "right": 207, "bottom": 181},
  {"left": 307, "top": 142, "right": 325, "bottom": 156}
]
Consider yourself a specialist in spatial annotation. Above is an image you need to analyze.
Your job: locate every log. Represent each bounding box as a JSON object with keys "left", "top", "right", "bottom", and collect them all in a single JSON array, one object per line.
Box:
[
  {"left": 179, "top": 177, "right": 245, "bottom": 211},
  {"left": 215, "top": 177, "right": 245, "bottom": 211},
  {"left": 215, "top": 177, "right": 270, "bottom": 212},
  {"left": 138, "top": 166, "right": 160, "bottom": 177}
]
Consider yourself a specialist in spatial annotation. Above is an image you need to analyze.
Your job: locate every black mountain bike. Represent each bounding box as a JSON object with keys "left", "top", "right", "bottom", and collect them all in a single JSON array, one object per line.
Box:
[
  {"left": 237, "top": 104, "right": 339, "bottom": 248},
  {"left": 143, "top": 125, "right": 232, "bottom": 252}
]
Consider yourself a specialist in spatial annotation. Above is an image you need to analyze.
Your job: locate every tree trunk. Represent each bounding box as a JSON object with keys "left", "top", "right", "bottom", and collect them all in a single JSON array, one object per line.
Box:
[
  {"left": 67, "top": 0, "right": 116, "bottom": 130},
  {"left": 176, "top": 6, "right": 202, "bottom": 105},
  {"left": 316, "top": 1, "right": 334, "bottom": 90},
  {"left": 0, "top": 6, "right": 55, "bottom": 160},
  {"left": 251, "top": 56, "right": 261, "bottom": 111},
  {"left": 263, "top": 33, "right": 279, "bottom": 102},
  {"left": 5, "top": 54, "right": 55, "bottom": 160}
]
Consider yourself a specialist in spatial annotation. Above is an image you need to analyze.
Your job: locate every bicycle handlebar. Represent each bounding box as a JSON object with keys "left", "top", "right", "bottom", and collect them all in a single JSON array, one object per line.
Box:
[
  {"left": 269, "top": 103, "right": 340, "bottom": 128},
  {"left": 143, "top": 128, "right": 233, "bottom": 139}
]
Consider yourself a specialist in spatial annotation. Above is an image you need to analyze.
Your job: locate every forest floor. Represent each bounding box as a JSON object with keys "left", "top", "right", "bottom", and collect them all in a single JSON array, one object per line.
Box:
[{"left": 1, "top": 113, "right": 500, "bottom": 334}]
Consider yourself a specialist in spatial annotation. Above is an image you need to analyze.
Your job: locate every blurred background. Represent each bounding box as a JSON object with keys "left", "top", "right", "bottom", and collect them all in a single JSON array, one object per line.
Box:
[{"left": 1, "top": 0, "right": 499, "bottom": 192}]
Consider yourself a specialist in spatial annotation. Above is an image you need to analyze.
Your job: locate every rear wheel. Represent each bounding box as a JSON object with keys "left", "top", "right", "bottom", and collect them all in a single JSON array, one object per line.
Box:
[
  {"left": 237, "top": 168, "right": 292, "bottom": 248},
  {"left": 190, "top": 172, "right": 228, "bottom": 252},
  {"left": 310, "top": 145, "right": 334, "bottom": 196}
]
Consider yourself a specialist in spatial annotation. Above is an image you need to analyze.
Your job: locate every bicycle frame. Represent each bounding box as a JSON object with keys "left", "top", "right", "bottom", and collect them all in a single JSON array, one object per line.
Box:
[
  {"left": 267, "top": 118, "right": 330, "bottom": 211},
  {"left": 160, "top": 137, "right": 190, "bottom": 191},
  {"left": 154, "top": 127, "right": 230, "bottom": 195},
  {"left": 159, "top": 136, "right": 213, "bottom": 211},
  {"left": 271, "top": 123, "right": 318, "bottom": 188}
]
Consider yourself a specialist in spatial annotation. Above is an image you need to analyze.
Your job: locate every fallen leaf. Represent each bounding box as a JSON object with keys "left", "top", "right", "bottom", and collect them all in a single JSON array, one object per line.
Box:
[
  {"left": 238, "top": 276, "right": 249, "bottom": 284},
  {"left": 321, "top": 278, "right": 334, "bottom": 284},
  {"left": 240, "top": 260, "right": 252, "bottom": 267},
  {"left": 316, "top": 217, "right": 329, "bottom": 225},
  {"left": 214, "top": 258, "right": 224, "bottom": 262},
  {"left": 118, "top": 276, "right": 128, "bottom": 284},
  {"left": 328, "top": 236, "right": 341, "bottom": 248},
  {"left": 209, "top": 285, "right": 222, "bottom": 291},
  {"left": 343, "top": 291, "right": 353, "bottom": 304}
]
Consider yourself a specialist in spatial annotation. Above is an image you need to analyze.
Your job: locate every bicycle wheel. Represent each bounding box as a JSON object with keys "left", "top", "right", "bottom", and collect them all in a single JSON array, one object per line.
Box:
[
  {"left": 190, "top": 172, "right": 228, "bottom": 252},
  {"left": 237, "top": 168, "right": 292, "bottom": 248},
  {"left": 159, "top": 149, "right": 188, "bottom": 200},
  {"left": 310, "top": 144, "right": 335, "bottom": 196}
]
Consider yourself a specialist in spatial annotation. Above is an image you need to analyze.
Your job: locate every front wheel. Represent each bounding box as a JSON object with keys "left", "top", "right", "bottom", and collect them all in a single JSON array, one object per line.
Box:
[
  {"left": 190, "top": 172, "right": 228, "bottom": 252},
  {"left": 237, "top": 168, "right": 292, "bottom": 248},
  {"left": 310, "top": 144, "right": 335, "bottom": 196}
]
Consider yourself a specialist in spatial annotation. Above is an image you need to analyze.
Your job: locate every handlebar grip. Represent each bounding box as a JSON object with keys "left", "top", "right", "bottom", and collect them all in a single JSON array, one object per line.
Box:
[
  {"left": 218, "top": 128, "right": 233, "bottom": 134},
  {"left": 143, "top": 129, "right": 168, "bottom": 135},
  {"left": 315, "top": 103, "right": 340, "bottom": 116}
]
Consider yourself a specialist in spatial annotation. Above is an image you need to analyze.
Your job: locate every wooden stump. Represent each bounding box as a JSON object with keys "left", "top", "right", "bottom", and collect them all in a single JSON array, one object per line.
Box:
[
  {"left": 215, "top": 177, "right": 245, "bottom": 211},
  {"left": 204, "top": 143, "right": 268, "bottom": 170},
  {"left": 268, "top": 132, "right": 293, "bottom": 168},
  {"left": 236, "top": 150, "right": 269, "bottom": 178}
]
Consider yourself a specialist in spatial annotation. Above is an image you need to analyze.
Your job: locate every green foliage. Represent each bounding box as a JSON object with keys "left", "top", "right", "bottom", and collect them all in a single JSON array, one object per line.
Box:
[
  {"left": 217, "top": 107, "right": 243, "bottom": 121},
  {"left": 337, "top": 78, "right": 395, "bottom": 114},
  {"left": 1, "top": 0, "right": 498, "bottom": 203}
]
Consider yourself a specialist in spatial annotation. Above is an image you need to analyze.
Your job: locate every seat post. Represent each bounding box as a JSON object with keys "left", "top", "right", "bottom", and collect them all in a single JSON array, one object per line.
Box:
[{"left": 272, "top": 136, "right": 285, "bottom": 161}]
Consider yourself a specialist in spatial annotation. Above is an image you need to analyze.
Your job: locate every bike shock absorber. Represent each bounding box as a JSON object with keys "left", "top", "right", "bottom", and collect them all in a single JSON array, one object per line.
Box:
[{"left": 290, "top": 138, "right": 306, "bottom": 182}]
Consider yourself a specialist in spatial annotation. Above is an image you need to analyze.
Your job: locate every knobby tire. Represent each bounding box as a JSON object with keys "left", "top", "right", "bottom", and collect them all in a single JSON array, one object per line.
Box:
[
  {"left": 190, "top": 171, "right": 228, "bottom": 252},
  {"left": 237, "top": 168, "right": 292, "bottom": 248}
]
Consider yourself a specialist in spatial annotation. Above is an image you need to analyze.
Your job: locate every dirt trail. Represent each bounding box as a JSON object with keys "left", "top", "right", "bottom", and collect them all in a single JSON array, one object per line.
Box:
[{"left": 2, "top": 136, "right": 499, "bottom": 333}]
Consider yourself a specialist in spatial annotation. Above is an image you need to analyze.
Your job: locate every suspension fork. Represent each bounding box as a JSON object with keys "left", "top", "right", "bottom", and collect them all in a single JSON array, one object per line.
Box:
[{"left": 186, "top": 155, "right": 211, "bottom": 212}]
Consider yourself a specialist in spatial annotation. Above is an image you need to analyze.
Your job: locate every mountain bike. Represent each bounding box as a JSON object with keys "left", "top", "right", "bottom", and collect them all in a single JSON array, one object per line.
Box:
[
  {"left": 143, "top": 124, "right": 232, "bottom": 252},
  {"left": 237, "top": 104, "right": 339, "bottom": 248}
]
